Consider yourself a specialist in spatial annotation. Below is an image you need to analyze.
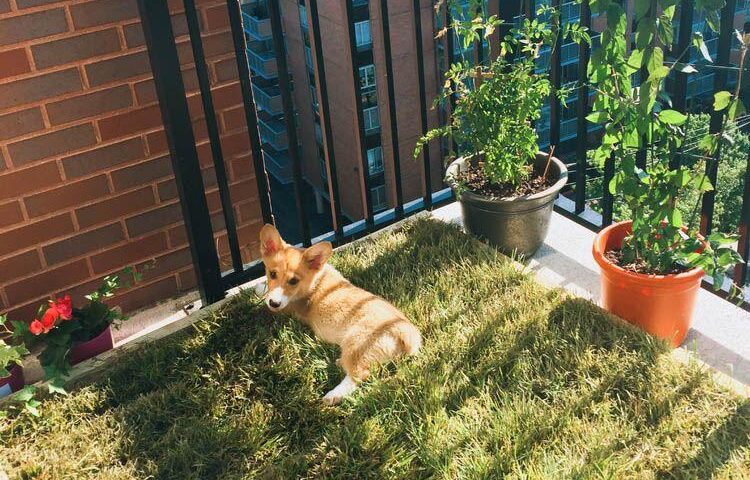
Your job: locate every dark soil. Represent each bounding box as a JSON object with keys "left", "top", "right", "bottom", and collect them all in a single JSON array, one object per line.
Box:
[
  {"left": 457, "top": 163, "right": 552, "bottom": 199},
  {"left": 604, "top": 249, "right": 691, "bottom": 275}
]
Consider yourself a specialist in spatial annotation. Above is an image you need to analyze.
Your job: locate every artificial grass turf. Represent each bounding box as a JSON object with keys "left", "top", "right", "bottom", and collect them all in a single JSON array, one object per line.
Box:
[{"left": 1, "top": 218, "right": 748, "bottom": 479}]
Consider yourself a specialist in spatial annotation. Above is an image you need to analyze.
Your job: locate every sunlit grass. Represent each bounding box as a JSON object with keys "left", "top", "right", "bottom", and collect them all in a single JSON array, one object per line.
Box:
[{"left": 1, "top": 218, "right": 748, "bottom": 479}]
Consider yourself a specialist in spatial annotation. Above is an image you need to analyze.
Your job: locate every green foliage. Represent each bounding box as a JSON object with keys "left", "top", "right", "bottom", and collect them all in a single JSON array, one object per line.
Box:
[
  {"left": 589, "top": 114, "right": 749, "bottom": 237},
  {"left": 11, "top": 267, "right": 137, "bottom": 398},
  {"left": 0, "top": 335, "right": 26, "bottom": 380},
  {"left": 587, "top": 0, "right": 747, "bottom": 292},
  {"left": 415, "top": 3, "right": 588, "bottom": 187},
  {"left": 0, "top": 320, "right": 36, "bottom": 416}
]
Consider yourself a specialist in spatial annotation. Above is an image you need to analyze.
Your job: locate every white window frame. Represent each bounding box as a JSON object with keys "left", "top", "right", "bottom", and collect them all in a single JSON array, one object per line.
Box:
[
  {"left": 366, "top": 146, "right": 383, "bottom": 175},
  {"left": 355, "top": 20, "right": 372, "bottom": 47},
  {"left": 319, "top": 156, "right": 328, "bottom": 181},
  {"left": 359, "top": 64, "right": 376, "bottom": 90},
  {"left": 371, "top": 184, "right": 387, "bottom": 211},
  {"left": 363, "top": 106, "right": 380, "bottom": 133},
  {"left": 298, "top": 5, "right": 308, "bottom": 29}
]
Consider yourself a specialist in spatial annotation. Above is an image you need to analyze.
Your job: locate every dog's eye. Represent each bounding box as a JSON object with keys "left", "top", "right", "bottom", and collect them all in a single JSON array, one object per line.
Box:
[
  {"left": 288, "top": 277, "right": 299, "bottom": 285},
  {"left": 269, "top": 270, "right": 277, "bottom": 279}
]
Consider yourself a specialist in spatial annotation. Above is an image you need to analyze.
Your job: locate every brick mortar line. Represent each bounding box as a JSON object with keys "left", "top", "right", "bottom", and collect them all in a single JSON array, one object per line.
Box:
[
  {"left": 3, "top": 124, "right": 164, "bottom": 171},
  {"left": 0, "top": 171, "right": 181, "bottom": 239},
  {"left": 0, "top": 267, "right": 193, "bottom": 321},
  {"left": 0, "top": 229, "right": 172, "bottom": 290},
  {"left": 2, "top": 100, "right": 144, "bottom": 145}
]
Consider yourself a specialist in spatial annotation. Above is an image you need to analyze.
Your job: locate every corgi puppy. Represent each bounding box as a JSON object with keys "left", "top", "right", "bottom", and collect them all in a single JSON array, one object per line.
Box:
[{"left": 259, "top": 224, "right": 422, "bottom": 404}]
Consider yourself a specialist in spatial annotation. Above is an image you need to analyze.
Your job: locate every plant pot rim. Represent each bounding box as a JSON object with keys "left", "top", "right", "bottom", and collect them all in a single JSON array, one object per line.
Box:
[
  {"left": 593, "top": 220, "right": 704, "bottom": 285},
  {"left": 75, "top": 323, "right": 112, "bottom": 346},
  {"left": 446, "top": 152, "right": 568, "bottom": 203}
]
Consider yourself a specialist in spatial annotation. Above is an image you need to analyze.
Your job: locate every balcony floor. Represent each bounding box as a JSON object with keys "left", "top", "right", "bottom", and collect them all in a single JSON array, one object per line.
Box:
[{"left": 434, "top": 201, "right": 750, "bottom": 390}]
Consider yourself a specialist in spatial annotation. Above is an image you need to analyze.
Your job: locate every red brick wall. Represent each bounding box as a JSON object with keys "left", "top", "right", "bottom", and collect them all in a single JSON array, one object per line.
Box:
[{"left": 0, "top": 0, "right": 263, "bottom": 324}]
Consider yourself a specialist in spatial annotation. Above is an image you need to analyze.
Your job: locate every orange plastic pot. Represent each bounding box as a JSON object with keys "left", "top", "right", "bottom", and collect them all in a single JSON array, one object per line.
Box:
[{"left": 592, "top": 221, "right": 704, "bottom": 347}]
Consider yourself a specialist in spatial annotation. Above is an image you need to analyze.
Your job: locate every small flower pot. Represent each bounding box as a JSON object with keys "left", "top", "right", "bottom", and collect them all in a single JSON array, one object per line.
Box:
[
  {"left": 68, "top": 325, "right": 114, "bottom": 366},
  {"left": 446, "top": 152, "right": 568, "bottom": 257},
  {"left": 0, "top": 364, "right": 25, "bottom": 398},
  {"left": 592, "top": 221, "right": 704, "bottom": 347}
]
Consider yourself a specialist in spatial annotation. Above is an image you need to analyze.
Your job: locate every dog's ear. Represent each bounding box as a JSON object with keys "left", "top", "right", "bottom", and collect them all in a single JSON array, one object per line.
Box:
[
  {"left": 303, "top": 242, "right": 332, "bottom": 270},
  {"left": 260, "top": 224, "right": 284, "bottom": 256}
]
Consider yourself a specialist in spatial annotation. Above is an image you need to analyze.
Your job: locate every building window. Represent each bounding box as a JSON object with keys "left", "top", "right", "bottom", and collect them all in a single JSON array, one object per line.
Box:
[
  {"left": 304, "top": 45, "right": 313, "bottom": 70},
  {"left": 319, "top": 155, "right": 327, "bottom": 181},
  {"left": 298, "top": 5, "right": 308, "bottom": 29},
  {"left": 355, "top": 20, "right": 372, "bottom": 48},
  {"left": 359, "top": 64, "right": 376, "bottom": 90},
  {"left": 310, "top": 85, "right": 319, "bottom": 111},
  {"left": 363, "top": 106, "right": 380, "bottom": 133},
  {"left": 371, "top": 185, "right": 387, "bottom": 211},
  {"left": 367, "top": 146, "right": 383, "bottom": 175}
]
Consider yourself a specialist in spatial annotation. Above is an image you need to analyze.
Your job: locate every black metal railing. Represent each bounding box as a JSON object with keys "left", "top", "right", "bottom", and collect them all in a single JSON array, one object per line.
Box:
[{"left": 136, "top": 0, "right": 750, "bottom": 307}]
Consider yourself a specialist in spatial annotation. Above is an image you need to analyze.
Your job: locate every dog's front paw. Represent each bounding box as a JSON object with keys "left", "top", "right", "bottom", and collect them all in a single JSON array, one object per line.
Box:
[
  {"left": 321, "top": 375, "right": 357, "bottom": 405},
  {"left": 322, "top": 389, "right": 344, "bottom": 405}
]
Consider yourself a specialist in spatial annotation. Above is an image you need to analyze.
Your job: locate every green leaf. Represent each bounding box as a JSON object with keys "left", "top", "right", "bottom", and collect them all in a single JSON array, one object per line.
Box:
[
  {"left": 713, "top": 91, "right": 731, "bottom": 111},
  {"left": 727, "top": 98, "right": 746, "bottom": 121},
  {"left": 693, "top": 33, "right": 714, "bottom": 63},
  {"left": 669, "top": 209, "right": 683, "bottom": 228},
  {"left": 635, "top": 0, "right": 651, "bottom": 19},
  {"left": 674, "top": 62, "right": 698, "bottom": 73},
  {"left": 626, "top": 49, "right": 644, "bottom": 75},
  {"left": 698, "top": 134, "right": 719, "bottom": 155},
  {"left": 14, "top": 385, "right": 35, "bottom": 402},
  {"left": 48, "top": 379, "right": 68, "bottom": 396},
  {"left": 658, "top": 109, "right": 688, "bottom": 125},
  {"left": 586, "top": 111, "right": 608, "bottom": 123}
]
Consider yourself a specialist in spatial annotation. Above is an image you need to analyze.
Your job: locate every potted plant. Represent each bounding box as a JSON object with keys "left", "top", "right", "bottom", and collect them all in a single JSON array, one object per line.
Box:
[
  {"left": 587, "top": 0, "right": 747, "bottom": 346},
  {"left": 415, "top": 5, "right": 588, "bottom": 256},
  {"left": 0, "top": 330, "right": 28, "bottom": 398},
  {"left": 12, "top": 268, "right": 137, "bottom": 391}
]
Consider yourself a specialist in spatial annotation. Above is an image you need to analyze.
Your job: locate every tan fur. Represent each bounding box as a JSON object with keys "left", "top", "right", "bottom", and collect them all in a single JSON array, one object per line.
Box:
[{"left": 259, "top": 224, "right": 422, "bottom": 402}]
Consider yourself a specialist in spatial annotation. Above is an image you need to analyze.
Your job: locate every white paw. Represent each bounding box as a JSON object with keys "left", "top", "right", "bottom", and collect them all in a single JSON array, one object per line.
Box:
[
  {"left": 322, "top": 389, "right": 344, "bottom": 405},
  {"left": 321, "top": 375, "right": 357, "bottom": 405}
]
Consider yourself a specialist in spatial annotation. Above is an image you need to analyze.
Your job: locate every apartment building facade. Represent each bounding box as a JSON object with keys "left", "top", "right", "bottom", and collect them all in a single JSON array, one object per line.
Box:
[{"left": 240, "top": 0, "right": 443, "bottom": 241}]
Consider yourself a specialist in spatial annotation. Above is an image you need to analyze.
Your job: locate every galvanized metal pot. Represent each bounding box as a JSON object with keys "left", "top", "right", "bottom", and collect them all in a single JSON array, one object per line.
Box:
[{"left": 446, "top": 152, "right": 568, "bottom": 257}]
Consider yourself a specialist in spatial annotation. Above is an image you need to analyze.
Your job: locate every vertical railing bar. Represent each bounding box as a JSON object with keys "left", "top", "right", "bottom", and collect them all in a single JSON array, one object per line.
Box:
[
  {"left": 498, "top": 0, "right": 518, "bottom": 45},
  {"left": 474, "top": 2, "right": 484, "bottom": 66},
  {"left": 523, "top": 0, "right": 533, "bottom": 19},
  {"left": 444, "top": 2, "right": 459, "bottom": 157},
  {"left": 136, "top": 0, "right": 224, "bottom": 304},
  {"left": 602, "top": 153, "right": 615, "bottom": 226},
  {"left": 549, "top": 0, "right": 562, "bottom": 148},
  {"left": 574, "top": 0, "right": 590, "bottom": 214},
  {"left": 183, "top": 0, "right": 243, "bottom": 274},
  {"left": 413, "top": 0, "right": 433, "bottom": 209},
  {"left": 636, "top": 0, "right": 658, "bottom": 170},
  {"left": 226, "top": 0, "right": 273, "bottom": 225},
  {"left": 379, "top": 0, "right": 405, "bottom": 218},
  {"left": 268, "top": 0, "right": 311, "bottom": 246},
  {"left": 307, "top": 0, "right": 345, "bottom": 239},
  {"left": 343, "top": 0, "right": 375, "bottom": 229},
  {"left": 671, "top": 0, "right": 694, "bottom": 170},
  {"left": 735, "top": 150, "right": 750, "bottom": 285},
  {"left": 700, "top": 0, "right": 736, "bottom": 236}
]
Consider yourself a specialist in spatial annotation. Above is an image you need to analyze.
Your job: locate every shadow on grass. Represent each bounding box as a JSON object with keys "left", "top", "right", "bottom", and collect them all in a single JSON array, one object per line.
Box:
[{"left": 5, "top": 219, "right": 748, "bottom": 479}]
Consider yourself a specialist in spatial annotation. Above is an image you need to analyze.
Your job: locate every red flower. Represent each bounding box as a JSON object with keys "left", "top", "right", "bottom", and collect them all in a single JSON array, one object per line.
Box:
[
  {"left": 40, "top": 306, "right": 59, "bottom": 331},
  {"left": 29, "top": 319, "right": 44, "bottom": 336},
  {"left": 54, "top": 295, "right": 72, "bottom": 320}
]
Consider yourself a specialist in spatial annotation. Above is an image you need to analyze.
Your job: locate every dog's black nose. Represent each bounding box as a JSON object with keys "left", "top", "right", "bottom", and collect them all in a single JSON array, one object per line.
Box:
[{"left": 268, "top": 299, "right": 281, "bottom": 309}]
